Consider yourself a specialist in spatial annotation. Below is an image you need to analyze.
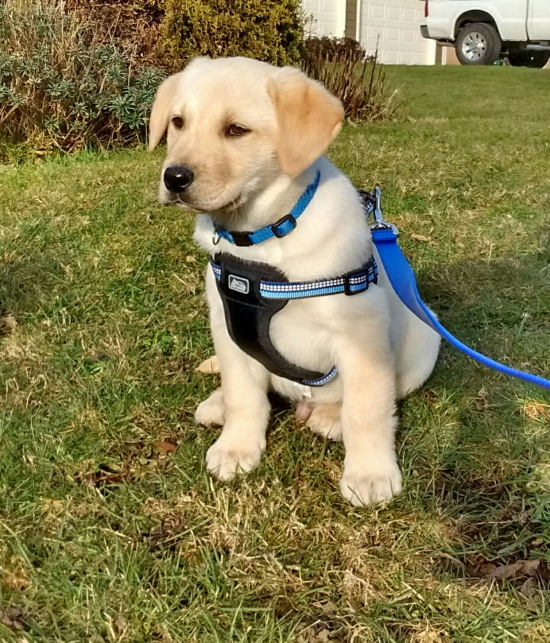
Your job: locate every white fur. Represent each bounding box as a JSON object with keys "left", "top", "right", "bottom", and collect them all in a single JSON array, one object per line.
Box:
[{"left": 150, "top": 57, "right": 441, "bottom": 505}]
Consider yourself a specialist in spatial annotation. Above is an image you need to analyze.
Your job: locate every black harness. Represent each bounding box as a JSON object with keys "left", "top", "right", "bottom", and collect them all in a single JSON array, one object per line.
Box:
[{"left": 211, "top": 253, "right": 378, "bottom": 386}]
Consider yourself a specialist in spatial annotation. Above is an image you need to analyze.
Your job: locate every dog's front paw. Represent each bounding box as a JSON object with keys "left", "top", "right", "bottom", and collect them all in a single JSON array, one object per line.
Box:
[
  {"left": 195, "top": 389, "right": 225, "bottom": 427},
  {"left": 340, "top": 463, "right": 402, "bottom": 506},
  {"left": 206, "top": 435, "right": 265, "bottom": 481}
]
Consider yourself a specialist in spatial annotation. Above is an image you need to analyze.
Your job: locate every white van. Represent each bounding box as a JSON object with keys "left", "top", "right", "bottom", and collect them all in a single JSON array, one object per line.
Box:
[{"left": 420, "top": 0, "right": 550, "bottom": 67}]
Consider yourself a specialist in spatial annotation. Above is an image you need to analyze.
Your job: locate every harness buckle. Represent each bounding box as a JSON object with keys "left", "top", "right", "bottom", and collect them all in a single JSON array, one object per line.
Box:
[
  {"left": 231, "top": 230, "right": 254, "bottom": 247},
  {"left": 343, "top": 271, "right": 365, "bottom": 296},
  {"left": 271, "top": 214, "right": 297, "bottom": 238}
]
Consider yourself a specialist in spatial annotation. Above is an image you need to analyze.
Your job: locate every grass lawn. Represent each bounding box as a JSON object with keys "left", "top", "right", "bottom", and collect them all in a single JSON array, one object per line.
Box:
[{"left": 0, "top": 65, "right": 549, "bottom": 642}]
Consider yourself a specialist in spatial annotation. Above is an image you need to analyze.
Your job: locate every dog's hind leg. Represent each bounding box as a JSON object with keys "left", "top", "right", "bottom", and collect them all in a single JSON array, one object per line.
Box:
[
  {"left": 196, "top": 355, "right": 220, "bottom": 374},
  {"left": 195, "top": 388, "right": 225, "bottom": 427},
  {"left": 395, "top": 311, "right": 440, "bottom": 399},
  {"left": 373, "top": 246, "right": 440, "bottom": 399},
  {"left": 301, "top": 403, "right": 343, "bottom": 441}
]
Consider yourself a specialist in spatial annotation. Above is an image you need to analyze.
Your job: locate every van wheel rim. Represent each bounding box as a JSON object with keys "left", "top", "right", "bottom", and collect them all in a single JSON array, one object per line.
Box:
[{"left": 462, "top": 32, "right": 487, "bottom": 61}]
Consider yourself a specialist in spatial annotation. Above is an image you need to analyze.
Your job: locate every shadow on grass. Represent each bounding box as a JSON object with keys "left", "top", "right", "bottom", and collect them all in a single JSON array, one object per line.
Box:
[
  {"left": 404, "top": 243, "right": 549, "bottom": 586},
  {"left": 0, "top": 250, "right": 65, "bottom": 322}
]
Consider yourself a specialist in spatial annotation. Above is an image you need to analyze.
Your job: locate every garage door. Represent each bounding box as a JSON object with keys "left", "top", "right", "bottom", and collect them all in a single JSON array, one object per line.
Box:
[
  {"left": 359, "top": 0, "right": 436, "bottom": 64},
  {"left": 303, "top": 0, "right": 346, "bottom": 37}
]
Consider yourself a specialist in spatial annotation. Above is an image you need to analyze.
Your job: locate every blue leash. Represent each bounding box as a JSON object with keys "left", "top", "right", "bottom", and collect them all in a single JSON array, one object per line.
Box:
[{"left": 363, "top": 187, "right": 550, "bottom": 390}]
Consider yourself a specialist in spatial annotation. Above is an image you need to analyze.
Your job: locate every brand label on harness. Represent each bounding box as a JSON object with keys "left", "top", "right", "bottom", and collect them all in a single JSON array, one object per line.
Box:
[{"left": 228, "top": 274, "right": 250, "bottom": 294}]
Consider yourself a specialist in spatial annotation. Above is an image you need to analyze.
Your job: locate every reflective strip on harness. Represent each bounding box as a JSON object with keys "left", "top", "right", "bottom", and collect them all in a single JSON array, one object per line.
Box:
[{"left": 211, "top": 259, "right": 378, "bottom": 300}]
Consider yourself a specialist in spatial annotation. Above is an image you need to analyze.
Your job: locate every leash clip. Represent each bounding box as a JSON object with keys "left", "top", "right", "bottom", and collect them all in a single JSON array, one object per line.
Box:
[{"left": 370, "top": 185, "right": 399, "bottom": 236}]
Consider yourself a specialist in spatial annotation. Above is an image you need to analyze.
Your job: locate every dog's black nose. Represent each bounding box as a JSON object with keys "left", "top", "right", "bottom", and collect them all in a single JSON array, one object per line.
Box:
[{"left": 164, "top": 166, "right": 195, "bottom": 193}]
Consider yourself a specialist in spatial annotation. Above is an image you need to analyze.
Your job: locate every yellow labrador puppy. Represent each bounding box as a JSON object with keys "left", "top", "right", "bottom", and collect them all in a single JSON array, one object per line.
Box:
[{"left": 149, "top": 57, "right": 440, "bottom": 506}]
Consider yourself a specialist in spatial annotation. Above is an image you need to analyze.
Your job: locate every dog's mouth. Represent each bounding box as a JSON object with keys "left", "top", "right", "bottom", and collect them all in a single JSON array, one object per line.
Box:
[
  {"left": 175, "top": 193, "right": 190, "bottom": 207},
  {"left": 160, "top": 191, "right": 196, "bottom": 209},
  {"left": 165, "top": 190, "right": 244, "bottom": 215}
]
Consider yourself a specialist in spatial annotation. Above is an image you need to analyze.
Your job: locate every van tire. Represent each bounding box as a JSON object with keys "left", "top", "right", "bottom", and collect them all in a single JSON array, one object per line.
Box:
[{"left": 455, "top": 22, "right": 502, "bottom": 66}]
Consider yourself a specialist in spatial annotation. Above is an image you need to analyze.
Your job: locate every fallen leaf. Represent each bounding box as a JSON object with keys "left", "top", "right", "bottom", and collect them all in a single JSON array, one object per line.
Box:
[
  {"left": 520, "top": 559, "right": 540, "bottom": 577},
  {"left": 519, "top": 577, "right": 537, "bottom": 599},
  {"left": 482, "top": 561, "right": 523, "bottom": 579},
  {"left": 196, "top": 356, "right": 220, "bottom": 373},
  {"left": 314, "top": 600, "right": 337, "bottom": 614},
  {"left": 523, "top": 401, "right": 549, "bottom": 420},
  {"left": 80, "top": 464, "right": 125, "bottom": 487},
  {"left": 479, "top": 563, "right": 497, "bottom": 578},
  {"left": 411, "top": 233, "right": 431, "bottom": 242},
  {"left": 87, "top": 351, "right": 109, "bottom": 362},
  {"left": 154, "top": 440, "right": 177, "bottom": 452},
  {"left": 0, "top": 607, "right": 25, "bottom": 631},
  {"left": 481, "top": 559, "right": 541, "bottom": 580}
]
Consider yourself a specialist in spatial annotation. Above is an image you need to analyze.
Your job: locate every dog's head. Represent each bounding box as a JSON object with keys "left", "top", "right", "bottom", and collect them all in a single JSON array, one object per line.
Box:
[{"left": 149, "top": 57, "right": 344, "bottom": 215}]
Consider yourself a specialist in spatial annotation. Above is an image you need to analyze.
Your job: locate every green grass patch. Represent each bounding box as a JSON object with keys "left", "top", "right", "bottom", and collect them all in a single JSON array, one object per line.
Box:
[{"left": 0, "top": 66, "right": 549, "bottom": 641}]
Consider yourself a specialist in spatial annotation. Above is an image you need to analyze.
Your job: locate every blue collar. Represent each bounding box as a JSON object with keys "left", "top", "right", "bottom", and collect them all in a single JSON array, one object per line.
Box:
[{"left": 212, "top": 171, "right": 321, "bottom": 247}]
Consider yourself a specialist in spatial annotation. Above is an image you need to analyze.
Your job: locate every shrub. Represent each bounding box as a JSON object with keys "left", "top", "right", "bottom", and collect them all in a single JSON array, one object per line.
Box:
[
  {"left": 66, "top": 0, "right": 305, "bottom": 72},
  {"left": 66, "top": 0, "right": 165, "bottom": 69},
  {"left": 301, "top": 37, "right": 399, "bottom": 122},
  {"left": 0, "top": 0, "right": 167, "bottom": 155},
  {"left": 301, "top": 36, "right": 369, "bottom": 65},
  {"left": 159, "top": 0, "right": 304, "bottom": 69}
]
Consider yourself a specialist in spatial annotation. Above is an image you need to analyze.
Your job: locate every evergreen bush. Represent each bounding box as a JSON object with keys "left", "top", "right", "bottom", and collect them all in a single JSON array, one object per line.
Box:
[{"left": 159, "top": 0, "right": 303, "bottom": 69}]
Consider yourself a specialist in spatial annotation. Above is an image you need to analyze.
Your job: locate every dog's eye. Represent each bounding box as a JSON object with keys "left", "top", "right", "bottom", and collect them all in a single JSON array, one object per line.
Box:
[
  {"left": 226, "top": 124, "right": 250, "bottom": 138},
  {"left": 171, "top": 116, "right": 184, "bottom": 130}
]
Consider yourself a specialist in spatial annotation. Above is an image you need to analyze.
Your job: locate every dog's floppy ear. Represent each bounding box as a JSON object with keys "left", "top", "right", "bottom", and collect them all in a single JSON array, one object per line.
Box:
[
  {"left": 267, "top": 68, "right": 344, "bottom": 177},
  {"left": 148, "top": 72, "right": 184, "bottom": 151}
]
